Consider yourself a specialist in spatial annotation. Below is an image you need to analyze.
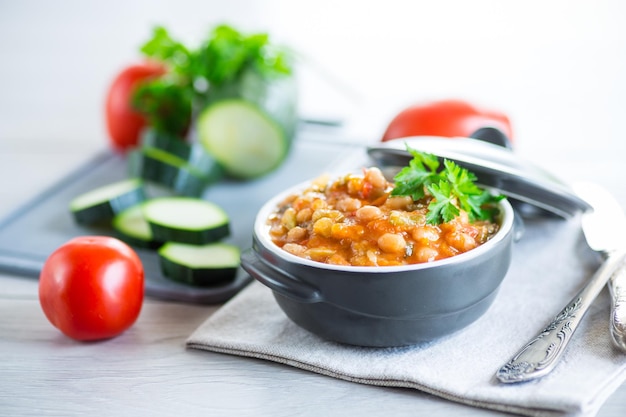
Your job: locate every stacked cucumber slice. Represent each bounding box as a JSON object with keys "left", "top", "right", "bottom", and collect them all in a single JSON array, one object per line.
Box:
[
  {"left": 69, "top": 130, "right": 241, "bottom": 287},
  {"left": 129, "top": 130, "right": 224, "bottom": 196},
  {"left": 142, "top": 197, "right": 240, "bottom": 287},
  {"left": 71, "top": 188, "right": 240, "bottom": 287}
]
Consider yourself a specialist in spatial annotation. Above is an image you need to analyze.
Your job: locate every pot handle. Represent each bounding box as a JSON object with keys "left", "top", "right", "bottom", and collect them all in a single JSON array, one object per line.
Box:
[
  {"left": 240, "top": 249, "right": 323, "bottom": 304},
  {"left": 470, "top": 127, "right": 513, "bottom": 149}
]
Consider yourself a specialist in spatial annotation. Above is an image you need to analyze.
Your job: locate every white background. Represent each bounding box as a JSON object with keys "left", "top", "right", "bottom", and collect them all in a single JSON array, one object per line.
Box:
[{"left": 1, "top": 0, "right": 625, "bottom": 155}]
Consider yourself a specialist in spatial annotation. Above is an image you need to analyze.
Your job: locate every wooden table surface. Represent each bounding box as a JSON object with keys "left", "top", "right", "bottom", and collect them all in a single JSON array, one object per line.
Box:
[{"left": 2, "top": 1, "right": 626, "bottom": 415}]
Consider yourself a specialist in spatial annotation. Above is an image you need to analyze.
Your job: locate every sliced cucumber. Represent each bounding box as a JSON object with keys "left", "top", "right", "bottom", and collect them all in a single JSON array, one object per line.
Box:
[
  {"left": 158, "top": 242, "right": 240, "bottom": 286},
  {"left": 128, "top": 147, "right": 221, "bottom": 197},
  {"left": 139, "top": 129, "right": 224, "bottom": 179},
  {"left": 197, "top": 99, "right": 288, "bottom": 179},
  {"left": 70, "top": 178, "right": 145, "bottom": 225},
  {"left": 112, "top": 204, "right": 161, "bottom": 249},
  {"left": 142, "top": 197, "right": 230, "bottom": 245},
  {"left": 140, "top": 129, "right": 190, "bottom": 159}
]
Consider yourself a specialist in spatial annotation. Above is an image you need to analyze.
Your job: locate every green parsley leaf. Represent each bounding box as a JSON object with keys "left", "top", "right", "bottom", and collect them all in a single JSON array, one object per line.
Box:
[
  {"left": 426, "top": 180, "right": 460, "bottom": 224},
  {"left": 390, "top": 145, "right": 442, "bottom": 200},
  {"left": 391, "top": 144, "right": 503, "bottom": 225},
  {"left": 140, "top": 26, "right": 192, "bottom": 73}
]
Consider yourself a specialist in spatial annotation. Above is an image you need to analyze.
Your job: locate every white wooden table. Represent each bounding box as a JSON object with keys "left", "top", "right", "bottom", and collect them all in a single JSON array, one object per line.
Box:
[
  {"left": 1, "top": 146, "right": 626, "bottom": 417},
  {"left": 2, "top": 1, "right": 626, "bottom": 415}
]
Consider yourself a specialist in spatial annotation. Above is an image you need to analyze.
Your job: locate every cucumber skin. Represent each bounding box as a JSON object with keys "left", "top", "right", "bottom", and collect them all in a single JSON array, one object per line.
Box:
[
  {"left": 113, "top": 231, "right": 163, "bottom": 250},
  {"left": 148, "top": 222, "right": 230, "bottom": 246},
  {"left": 140, "top": 129, "right": 191, "bottom": 159},
  {"left": 140, "top": 129, "right": 223, "bottom": 179},
  {"left": 159, "top": 256, "right": 237, "bottom": 287},
  {"left": 72, "top": 186, "right": 146, "bottom": 225},
  {"left": 128, "top": 150, "right": 212, "bottom": 197}
]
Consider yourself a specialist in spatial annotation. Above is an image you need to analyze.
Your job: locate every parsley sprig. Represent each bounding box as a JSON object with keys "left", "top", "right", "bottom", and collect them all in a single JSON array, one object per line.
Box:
[
  {"left": 390, "top": 145, "right": 503, "bottom": 225},
  {"left": 139, "top": 25, "right": 292, "bottom": 86}
]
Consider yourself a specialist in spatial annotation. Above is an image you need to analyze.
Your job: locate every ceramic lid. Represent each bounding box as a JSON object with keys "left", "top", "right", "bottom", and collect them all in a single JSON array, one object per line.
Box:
[{"left": 367, "top": 136, "right": 591, "bottom": 218}]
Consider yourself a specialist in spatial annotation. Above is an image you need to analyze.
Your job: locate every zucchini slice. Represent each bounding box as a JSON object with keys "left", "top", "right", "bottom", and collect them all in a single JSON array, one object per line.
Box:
[
  {"left": 158, "top": 242, "right": 240, "bottom": 286},
  {"left": 128, "top": 147, "right": 220, "bottom": 197},
  {"left": 140, "top": 129, "right": 190, "bottom": 159},
  {"left": 112, "top": 204, "right": 161, "bottom": 249},
  {"left": 70, "top": 178, "right": 145, "bottom": 225},
  {"left": 139, "top": 129, "right": 224, "bottom": 179},
  {"left": 197, "top": 99, "right": 288, "bottom": 179},
  {"left": 142, "top": 197, "right": 230, "bottom": 245}
]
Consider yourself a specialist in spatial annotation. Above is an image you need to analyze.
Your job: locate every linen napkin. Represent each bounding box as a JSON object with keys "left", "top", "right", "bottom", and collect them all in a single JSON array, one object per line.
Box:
[{"left": 187, "top": 214, "right": 626, "bottom": 417}]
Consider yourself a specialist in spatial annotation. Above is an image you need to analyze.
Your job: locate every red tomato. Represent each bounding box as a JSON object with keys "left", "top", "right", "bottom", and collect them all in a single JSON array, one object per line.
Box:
[
  {"left": 39, "top": 236, "right": 144, "bottom": 341},
  {"left": 381, "top": 99, "right": 513, "bottom": 142},
  {"left": 105, "top": 62, "right": 166, "bottom": 152}
]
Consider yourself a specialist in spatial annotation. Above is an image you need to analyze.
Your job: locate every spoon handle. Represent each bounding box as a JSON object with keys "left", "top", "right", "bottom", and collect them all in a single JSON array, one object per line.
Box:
[
  {"left": 496, "top": 250, "right": 626, "bottom": 383},
  {"left": 609, "top": 262, "right": 626, "bottom": 352}
]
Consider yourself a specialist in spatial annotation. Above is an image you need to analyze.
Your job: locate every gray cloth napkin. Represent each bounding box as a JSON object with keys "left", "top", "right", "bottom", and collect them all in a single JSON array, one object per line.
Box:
[{"left": 187, "top": 215, "right": 626, "bottom": 417}]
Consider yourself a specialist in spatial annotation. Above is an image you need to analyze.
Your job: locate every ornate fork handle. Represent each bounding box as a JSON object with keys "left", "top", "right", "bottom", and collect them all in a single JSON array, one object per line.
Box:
[
  {"left": 496, "top": 250, "right": 626, "bottom": 383},
  {"left": 609, "top": 261, "right": 626, "bottom": 352}
]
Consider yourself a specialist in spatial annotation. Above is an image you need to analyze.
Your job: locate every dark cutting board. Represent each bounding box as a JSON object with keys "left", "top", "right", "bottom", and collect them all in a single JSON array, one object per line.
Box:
[{"left": 0, "top": 137, "right": 361, "bottom": 304}]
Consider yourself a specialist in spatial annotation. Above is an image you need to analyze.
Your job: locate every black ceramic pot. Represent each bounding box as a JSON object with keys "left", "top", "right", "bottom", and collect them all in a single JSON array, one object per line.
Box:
[{"left": 241, "top": 181, "right": 516, "bottom": 347}]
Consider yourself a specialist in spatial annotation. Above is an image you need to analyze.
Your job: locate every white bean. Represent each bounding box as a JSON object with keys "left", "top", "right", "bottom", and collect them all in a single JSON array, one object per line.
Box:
[
  {"left": 356, "top": 205, "right": 383, "bottom": 222},
  {"left": 365, "top": 167, "right": 387, "bottom": 189},
  {"left": 377, "top": 233, "right": 407, "bottom": 254}
]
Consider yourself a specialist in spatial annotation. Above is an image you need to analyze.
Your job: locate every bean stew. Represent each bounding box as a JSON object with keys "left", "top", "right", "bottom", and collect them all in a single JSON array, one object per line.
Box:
[{"left": 267, "top": 168, "right": 500, "bottom": 267}]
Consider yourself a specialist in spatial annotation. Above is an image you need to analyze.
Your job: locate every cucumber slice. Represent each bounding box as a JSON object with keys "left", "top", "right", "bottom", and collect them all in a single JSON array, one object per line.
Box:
[
  {"left": 112, "top": 204, "right": 161, "bottom": 249},
  {"left": 128, "top": 147, "right": 221, "bottom": 197},
  {"left": 139, "top": 129, "right": 224, "bottom": 179},
  {"left": 197, "top": 99, "right": 288, "bottom": 179},
  {"left": 158, "top": 242, "right": 240, "bottom": 286},
  {"left": 70, "top": 178, "right": 145, "bottom": 225},
  {"left": 142, "top": 197, "right": 230, "bottom": 244},
  {"left": 140, "top": 129, "right": 190, "bottom": 159}
]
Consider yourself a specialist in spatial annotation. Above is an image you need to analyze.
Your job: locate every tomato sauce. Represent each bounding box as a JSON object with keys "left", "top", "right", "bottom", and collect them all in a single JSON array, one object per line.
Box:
[{"left": 267, "top": 168, "right": 499, "bottom": 267}]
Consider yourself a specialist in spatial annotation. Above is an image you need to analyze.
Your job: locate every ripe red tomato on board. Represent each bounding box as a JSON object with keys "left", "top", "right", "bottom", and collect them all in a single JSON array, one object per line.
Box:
[
  {"left": 381, "top": 99, "right": 514, "bottom": 143},
  {"left": 38, "top": 236, "right": 145, "bottom": 341},
  {"left": 105, "top": 62, "right": 166, "bottom": 152}
]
